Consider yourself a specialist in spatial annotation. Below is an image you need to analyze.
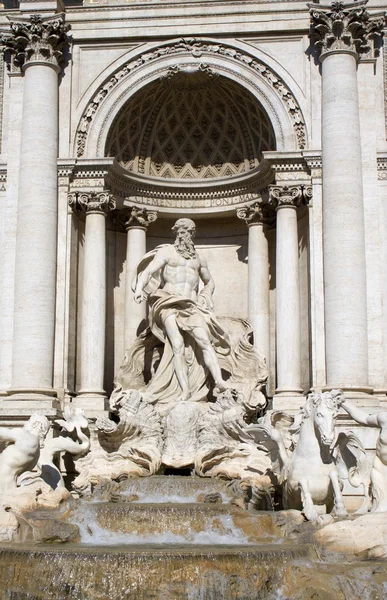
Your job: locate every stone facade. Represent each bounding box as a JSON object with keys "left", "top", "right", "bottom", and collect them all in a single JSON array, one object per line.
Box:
[{"left": 0, "top": 0, "right": 386, "bottom": 500}]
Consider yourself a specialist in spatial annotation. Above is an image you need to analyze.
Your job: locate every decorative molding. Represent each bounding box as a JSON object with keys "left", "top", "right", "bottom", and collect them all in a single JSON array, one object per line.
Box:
[
  {"left": 76, "top": 38, "right": 306, "bottom": 157},
  {"left": 1, "top": 14, "right": 70, "bottom": 69},
  {"left": 268, "top": 184, "right": 308, "bottom": 209},
  {"left": 115, "top": 206, "right": 158, "bottom": 230},
  {"left": 160, "top": 63, "right": 219, "bottom": 84},
  {"left": 384, "top": 43, "right": 387, "bottom": 139},
  {"left": 378, "top": 155, "right": 387, "bottom": 180},
  {"left": 68, "top": 191, "right": 116, "bottom": 215},
  {"left": 309, "top": 1, "right": 385, "bottom": 59},
  {"left": 0, "top": 58, "right": 4, "bottom": 154}
]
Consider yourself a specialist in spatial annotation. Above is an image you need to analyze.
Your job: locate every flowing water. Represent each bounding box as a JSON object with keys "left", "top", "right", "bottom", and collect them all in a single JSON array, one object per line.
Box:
[{"left": 1, "top": 476, "right": 387, "bottom": 599}]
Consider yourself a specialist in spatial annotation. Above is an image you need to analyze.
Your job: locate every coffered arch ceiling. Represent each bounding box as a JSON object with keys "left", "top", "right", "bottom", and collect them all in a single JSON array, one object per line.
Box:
[{"left": 105, "top": 70, "right": 276, "bottom": 181}]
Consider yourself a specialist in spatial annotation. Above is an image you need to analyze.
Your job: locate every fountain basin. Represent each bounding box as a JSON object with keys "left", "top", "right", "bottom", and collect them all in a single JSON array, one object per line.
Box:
[{"left": 1, "top": 543, "right": 387, "bottom": 600}]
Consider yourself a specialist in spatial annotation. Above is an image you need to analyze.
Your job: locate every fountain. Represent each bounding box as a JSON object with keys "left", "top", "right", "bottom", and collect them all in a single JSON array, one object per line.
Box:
[{"left": 1, "top": 218, "right": 387, "bottom": 599}]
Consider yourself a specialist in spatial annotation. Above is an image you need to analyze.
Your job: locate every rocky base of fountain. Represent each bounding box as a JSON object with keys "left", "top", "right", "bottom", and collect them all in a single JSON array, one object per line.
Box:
[{"left": 2, "top": 475, "right": 387, "bottom": 599}]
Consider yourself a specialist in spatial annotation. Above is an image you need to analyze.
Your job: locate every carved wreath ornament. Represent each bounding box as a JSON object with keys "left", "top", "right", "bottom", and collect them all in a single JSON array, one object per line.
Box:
[{"left": 76, "top": 38, "right": 306, "bottom": 157}]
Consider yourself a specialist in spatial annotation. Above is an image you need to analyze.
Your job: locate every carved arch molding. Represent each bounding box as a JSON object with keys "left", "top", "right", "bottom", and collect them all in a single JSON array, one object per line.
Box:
[{"left": 76, "top": 38, "right": 307, "bottom": 160}]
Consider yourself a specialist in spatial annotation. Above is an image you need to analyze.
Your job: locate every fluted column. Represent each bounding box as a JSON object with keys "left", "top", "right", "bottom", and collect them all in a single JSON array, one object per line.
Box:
[
  {"left": 69, "top": 192, "right": 115, "bottom": 406},
  {"left": 270, "top": 186, "right": 303, "bottom": 396},
  {"left": 236, "top": 202, "right": 270, "bottom": 368},
  {"left": 118, "top": 207, "right": 157, "bottom": 349},
  {"left": 309, "top": 1, "right": 384, "bottom": 392},
  {"left": 2, "top": 16, "right": 70, "bottom": 401}
]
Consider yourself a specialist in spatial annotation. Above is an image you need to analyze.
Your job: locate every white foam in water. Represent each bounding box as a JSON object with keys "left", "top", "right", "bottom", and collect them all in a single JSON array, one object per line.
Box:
[
  {"left": 121, "top": 491, "right": 230, "bottom": 504},
  {"left": 73, "top": 506, "right": 252, "bottom": 546}
]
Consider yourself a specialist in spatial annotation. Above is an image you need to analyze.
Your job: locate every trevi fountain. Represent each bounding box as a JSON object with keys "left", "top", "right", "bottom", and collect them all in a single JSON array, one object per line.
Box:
[{"left": 1, "top": 0, "right": 387, "bottom": 597}]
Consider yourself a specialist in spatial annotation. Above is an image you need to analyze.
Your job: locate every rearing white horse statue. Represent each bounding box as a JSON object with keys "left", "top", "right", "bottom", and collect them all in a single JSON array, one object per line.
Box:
[{"left": 247, "top": 390, "right": 369, "bottom": 521}]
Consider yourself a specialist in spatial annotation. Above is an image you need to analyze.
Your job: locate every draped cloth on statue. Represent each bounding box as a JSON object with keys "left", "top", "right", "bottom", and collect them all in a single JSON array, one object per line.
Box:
[{"left": 128, "top": 247, "right": 231, "bottom": 408}]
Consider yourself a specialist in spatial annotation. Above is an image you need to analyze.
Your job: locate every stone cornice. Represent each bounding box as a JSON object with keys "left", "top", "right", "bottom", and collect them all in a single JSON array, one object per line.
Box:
[
  {"left": 115, "top": 206, "right": 158, "bottom": 231},
  {"left": 308, "top": 1, "right": 385, "bottom": 59},
  {"left": 1, "top": 14, "right": 70, "bottom": 69},
  {"left": 68, "top": 191, "right": 116, "bottom": 215}
]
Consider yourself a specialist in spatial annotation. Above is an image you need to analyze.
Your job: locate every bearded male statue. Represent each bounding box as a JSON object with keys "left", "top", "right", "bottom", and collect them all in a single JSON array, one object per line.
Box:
[{"left": 131, "top": 218, "right": 230, "bottom": 405}]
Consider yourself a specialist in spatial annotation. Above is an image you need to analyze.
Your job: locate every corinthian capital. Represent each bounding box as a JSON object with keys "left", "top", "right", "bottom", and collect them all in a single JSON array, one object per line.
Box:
[
  {"left": 236, "top": 202, "right": 266, "bottom": 226},
  {"left": 309, "top": 1, "right": 385, "bottom": 58},
  {"left": 1, "top": 14, "right": 70, "bottom": 69},
  {"left": 116, "top": 207, "right": 158, "bottom": 231},
  {"left": 68, "top": 191, "right": 115, "bottom": 215},
  {"left": 269, "top": 185, "right": 304, "bottom": 210}
]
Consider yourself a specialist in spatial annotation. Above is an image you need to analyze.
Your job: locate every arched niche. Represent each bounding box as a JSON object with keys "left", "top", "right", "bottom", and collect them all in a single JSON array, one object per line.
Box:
[
  {"left": 75, "top": 38, "right": 308, "bottom": 161},
  {"left": 105, "top": 68, "right": 276, "bottom": 181}
]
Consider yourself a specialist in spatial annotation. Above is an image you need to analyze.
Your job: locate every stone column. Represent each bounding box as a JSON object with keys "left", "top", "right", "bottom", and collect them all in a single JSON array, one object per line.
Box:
[
  {"left": 236, "top": 202, "right": 270, "bottom": 368},
  {"left": 117, "top": 207, "right": 157, "bottom": 350},
  {"left": 270, "top": 185, "right": 303, "bottom": 396},
  {"left": 309, "top": 1, "right": 384, "bottom": 392},
  {"left": 1, "top": 16, "right": 70, "bottom": 402},
  {"left": 69, "top": 192, "right": 115, "bottom": 408}
]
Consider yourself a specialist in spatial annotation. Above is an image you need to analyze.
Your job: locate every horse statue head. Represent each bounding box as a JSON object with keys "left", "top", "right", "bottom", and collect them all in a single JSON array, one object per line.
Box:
[{"left": 301, "top": 389, "right": 344, "bottom": 447}]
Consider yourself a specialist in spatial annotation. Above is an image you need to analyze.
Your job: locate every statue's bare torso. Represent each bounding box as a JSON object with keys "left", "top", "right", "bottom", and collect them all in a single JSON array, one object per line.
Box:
[{"left": 161, "top": 247, "right": 201, "bottom": 300}]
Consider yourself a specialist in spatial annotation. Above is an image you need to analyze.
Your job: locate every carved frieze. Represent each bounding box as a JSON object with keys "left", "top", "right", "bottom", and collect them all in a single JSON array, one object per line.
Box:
[
  {"left": 116, "top": 206, "right": 158, "bottom": 231},
  {"left": 68, "top": 191, "right": 116, "bottom": 215},
  {"left": 76, "top": 38, "right": 306, "bottom": 157},
  {"left": 1, "top": 14, "right": 70, "bottom": 69},
  {"left": 309, "top": 1, "right": 385, "bottom": 58}
]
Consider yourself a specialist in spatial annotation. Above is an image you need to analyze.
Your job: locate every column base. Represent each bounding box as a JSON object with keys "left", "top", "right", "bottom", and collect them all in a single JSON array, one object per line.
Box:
[
  {"left": 5, "top": 387, "right": 60, "bottom": 409},
  {"left": 274, "top": 387, "right": 303, "bottom": 396},
  {"left": 272, "top": 393, "right": 306, "bottom": 412},
  {"left": 322, "top": 385, "right": 374, "bottom": 395},
  {"left": 72, "top": 393, "right": 107, "bottom": 415},
  {"left": 0, "top": 399, "right": 60, "bottom": 422}
]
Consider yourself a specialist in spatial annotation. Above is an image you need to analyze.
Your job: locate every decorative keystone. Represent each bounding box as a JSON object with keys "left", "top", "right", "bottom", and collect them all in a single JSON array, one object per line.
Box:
[
  {"left": 68, "top": 191, "right": 115, "bottom": 215},
  {"left": 116, "top": 207, "right": 158, "bottom": 230},
  {"left": 309, "top": 1, "right": 385, "bottom": 58},
  {"left": 1, "top": 14, "right": 70, "bottom": 69}
]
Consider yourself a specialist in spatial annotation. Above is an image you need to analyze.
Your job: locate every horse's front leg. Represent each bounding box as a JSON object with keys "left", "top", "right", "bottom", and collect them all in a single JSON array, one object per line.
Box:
[
  {"left": 299, "top": 477, "right": 319, "bottom": 522},
  {"left": 330, "top": 469, "right": 348, "bottom": 517}
]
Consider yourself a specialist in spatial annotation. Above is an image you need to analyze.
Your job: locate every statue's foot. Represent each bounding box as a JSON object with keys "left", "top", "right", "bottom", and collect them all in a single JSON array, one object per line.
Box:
[
  {"left": 302, "top": 505, "right": 319, "bottom": 522},
  {"left": 179, "top": 393, "right": 192, "bottom": 402},
  {"left": 332, "top": 505, "right": 348, "bottom": 518}
]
